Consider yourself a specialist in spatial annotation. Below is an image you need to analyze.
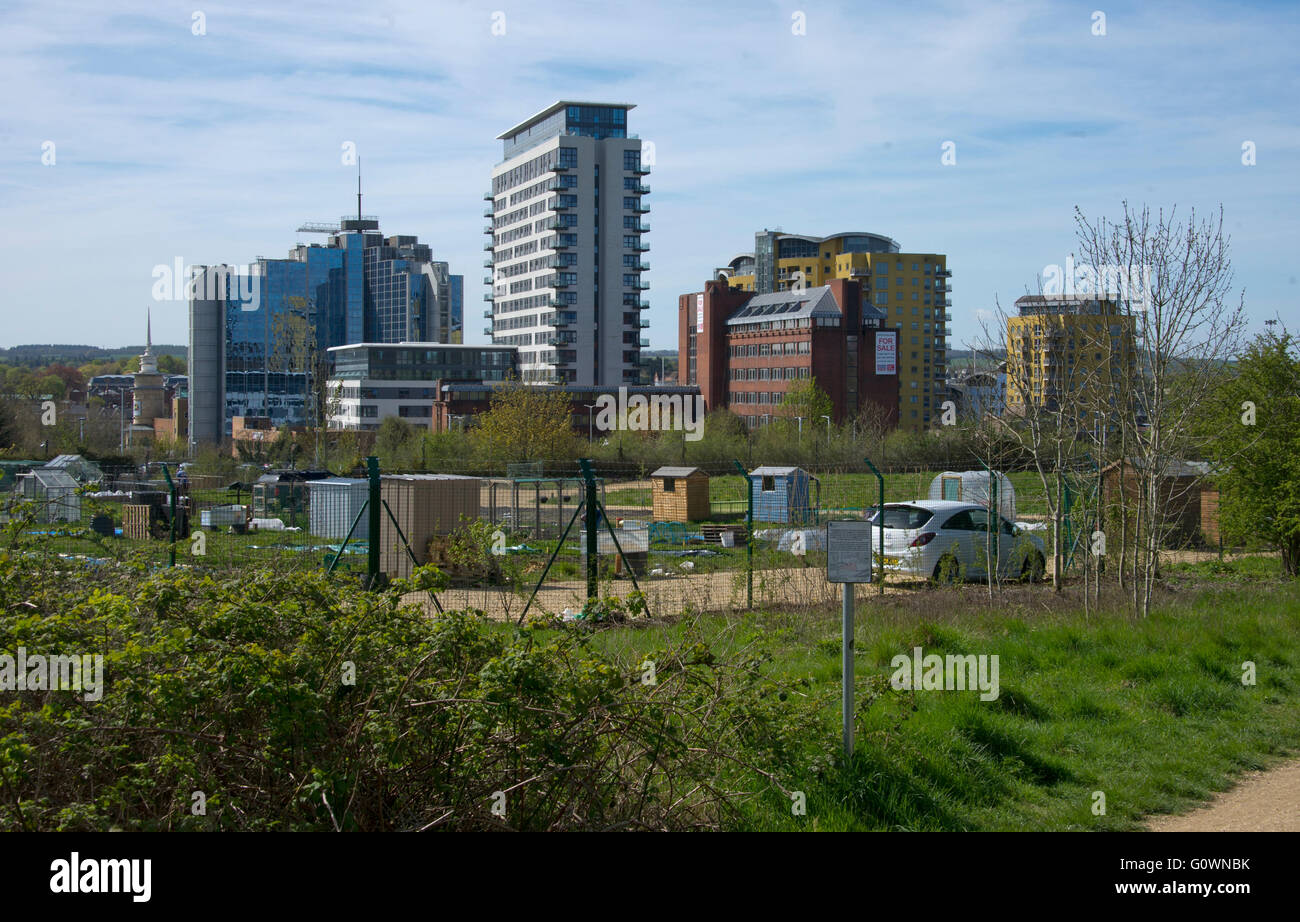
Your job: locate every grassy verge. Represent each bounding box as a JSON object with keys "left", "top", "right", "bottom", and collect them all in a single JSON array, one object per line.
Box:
[{"left": 567, "top": 561, "right": 1300, "bottom": 830}]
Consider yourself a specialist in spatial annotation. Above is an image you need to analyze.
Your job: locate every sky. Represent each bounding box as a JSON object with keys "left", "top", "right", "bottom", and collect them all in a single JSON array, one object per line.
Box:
[{"left": 1, "top": 0, "right": 1296, "bottom": 353}]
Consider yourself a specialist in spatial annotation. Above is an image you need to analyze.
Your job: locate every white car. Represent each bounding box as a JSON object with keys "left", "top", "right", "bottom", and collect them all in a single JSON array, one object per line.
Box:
[{"left": 867, "top": 500, "right": 1047, "bottom": 583}]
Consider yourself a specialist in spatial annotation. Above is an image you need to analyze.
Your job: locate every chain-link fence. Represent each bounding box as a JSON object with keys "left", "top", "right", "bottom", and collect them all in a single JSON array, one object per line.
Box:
[{"left": 0, "top": 456, "right": 1235, "bottom": 615}]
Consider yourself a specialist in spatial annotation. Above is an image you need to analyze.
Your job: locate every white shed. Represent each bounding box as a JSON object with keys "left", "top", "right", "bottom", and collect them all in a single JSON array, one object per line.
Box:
[{"left": 306, "top": 478, "right": 370, "bottom": 540}]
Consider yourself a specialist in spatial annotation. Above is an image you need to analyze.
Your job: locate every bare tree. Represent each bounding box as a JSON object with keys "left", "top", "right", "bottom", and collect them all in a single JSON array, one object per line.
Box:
[
  {"left": 1073, "top": 203, "right": 1246, "bottom": 616},
  {"left": 974, "top": 296, "right": 1102, "bottom": 593}
]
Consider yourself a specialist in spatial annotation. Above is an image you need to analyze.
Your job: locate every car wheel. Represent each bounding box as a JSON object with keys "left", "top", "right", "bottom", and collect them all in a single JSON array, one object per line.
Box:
[
  {"left": 1021, "top": 552, "right": 1045, "bottom": 583},
  {"left": 932, "top": 554, "right": 962, "bottom": 585}
]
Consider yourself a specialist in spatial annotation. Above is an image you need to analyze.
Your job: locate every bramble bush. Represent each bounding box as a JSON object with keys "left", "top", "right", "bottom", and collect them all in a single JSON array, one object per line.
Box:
[{"left": 0, "top": 551, "right": 834, "bottom": 830}]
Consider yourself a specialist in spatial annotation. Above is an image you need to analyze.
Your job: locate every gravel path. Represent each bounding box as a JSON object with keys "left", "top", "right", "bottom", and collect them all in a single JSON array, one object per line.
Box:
[{"left": 1147, "top": 758, "right": 1300, "bottom": 832}]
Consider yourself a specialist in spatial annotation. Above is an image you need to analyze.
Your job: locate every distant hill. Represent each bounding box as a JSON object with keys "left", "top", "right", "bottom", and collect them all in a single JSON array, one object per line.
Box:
[{"left": 0, "top": 344, "right": 187, "bottom": 367}]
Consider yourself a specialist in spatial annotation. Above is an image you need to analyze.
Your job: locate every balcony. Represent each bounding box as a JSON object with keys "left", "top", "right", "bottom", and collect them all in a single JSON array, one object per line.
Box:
[
  {"left": 633, "top": 164, "right": 650, "bottom": 176},
  {"left": 483, "top": 224, "right": 494, "bottom": 234},
  {"left": 634, "top": 221, "right": 650, "bottom": 232},
  {"left": 483, "top": 309, "right": 492, "bottom": 319},
  {"left": 639, "top": 318, "right": 650, "bottom": 328},
  {"left": 628, "top": 281, "right": 650, "bottom": 291},
  {"left": 937, "top": 268, "right": 952, "bottom": 277},
  {"left": 630, "top": 202, "right": 650, "bottom": 214},
  {"left": 483, "top": 242, "right": 494, "bottom": 251},
  {"left": 483, "top": 327, "right": 492, "bottom": 337},
  {"left": 544, "top": 236, "right": 573, "bottom": 250},
  {"left": 482, "top": 258, "right": 493, "bottom": 268},
  {"left": 550, "top": 161, "right": 574, "bottom": 173},
  {"left": 482, "top": 293, "right": 494, "bottom": 302},
  {"left": 630, "top": 242, "right": 650, "bottom": 252},
  {"left": 639, "top": 337, "right": 650, "bottom": 347},
  {"left": 483, "top": 192, "right": 493, "bottom": 201},
  {"left": 635, "top": 183, "right": 650, "bottom": 194},
  {"left": 548, "top": 197, "right": 571, "bottom": 211},
  {"left": 482, "top": 276, "right": 494, "bottom": 285},
  {"left": 482, "top": 208, "right": 493, "bottom": 218}
]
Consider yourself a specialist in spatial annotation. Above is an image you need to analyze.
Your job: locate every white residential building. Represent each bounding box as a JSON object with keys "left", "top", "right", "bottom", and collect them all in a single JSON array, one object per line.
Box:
[{"left": 486, "top": 101, "right": 650, "bottom": 386}]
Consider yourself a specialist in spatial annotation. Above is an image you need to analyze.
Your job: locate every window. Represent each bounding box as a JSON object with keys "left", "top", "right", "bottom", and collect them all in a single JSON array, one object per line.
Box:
[
  {"left": 663, "top": 477, "right": 676, "bottom": 493},
  {"left": 869, "top": 505, "right": 934, "bottom": 529},
  {"left": 761, "top": 476, "right": 776, "bottom": 492}
]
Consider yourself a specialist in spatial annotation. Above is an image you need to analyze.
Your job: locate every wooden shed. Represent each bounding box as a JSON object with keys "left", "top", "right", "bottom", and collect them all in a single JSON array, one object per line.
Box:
[
  {"left": 650, "top": 466, "right": 710, "bottom": 522},
  {"left": 1101, "top": 458, "right": 1216, "bottom": 548},
  {"left": 750, "top": 465, "right": 817, "bottom": 524},
  {"left": 379, "top": 474, "right": 481, "bottom": 578}
]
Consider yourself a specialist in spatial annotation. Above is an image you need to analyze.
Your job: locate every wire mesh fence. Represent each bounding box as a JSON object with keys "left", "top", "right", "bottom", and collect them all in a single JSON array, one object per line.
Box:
[{"left": 0, "top": 456, "right": 1235, "bottom": 616}]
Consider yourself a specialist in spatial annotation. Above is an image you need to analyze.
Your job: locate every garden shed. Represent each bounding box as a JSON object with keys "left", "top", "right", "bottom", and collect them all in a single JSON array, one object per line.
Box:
[
  {"left": 650, "top": 466, "right": 710, "bottom": 522},
  {"left": 380, "top": 474, "right": 481, "bottom": 578},
  {"left": 1101, "top": 458, "right": 1216, "bottom": 547},
  {"left": 750, "top": 465, "right": 817, "bottom": 524},
  {"left": 306, "top": 478, "right": 370, "bottom": 540},
  {"left": 14, "top": 468, "right": 80, "bottom": 523},
  {"left": 927, "top": 471, "right": 1016, "bottom": 521}
]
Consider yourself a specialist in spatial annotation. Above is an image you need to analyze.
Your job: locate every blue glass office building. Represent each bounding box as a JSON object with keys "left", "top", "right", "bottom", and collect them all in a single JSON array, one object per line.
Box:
[{"left": 189, "top": 216, "right": 459, "bottom": 445}]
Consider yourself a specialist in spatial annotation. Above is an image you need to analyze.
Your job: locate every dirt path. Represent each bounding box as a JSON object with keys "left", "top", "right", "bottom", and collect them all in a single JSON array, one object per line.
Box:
[{"left": 1147, "top": 758, "right": 1300, "bottom": 832}]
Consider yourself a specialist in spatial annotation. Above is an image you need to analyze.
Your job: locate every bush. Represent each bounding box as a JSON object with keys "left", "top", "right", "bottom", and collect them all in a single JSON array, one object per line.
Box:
[{"left": 0, "top": 556, "right": 828, "bottom": 830}]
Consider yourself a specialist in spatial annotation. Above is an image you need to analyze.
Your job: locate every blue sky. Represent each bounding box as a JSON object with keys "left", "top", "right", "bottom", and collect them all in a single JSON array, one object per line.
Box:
[{"left": 1, "top": 0, "right": 1296, "bottom": 351}]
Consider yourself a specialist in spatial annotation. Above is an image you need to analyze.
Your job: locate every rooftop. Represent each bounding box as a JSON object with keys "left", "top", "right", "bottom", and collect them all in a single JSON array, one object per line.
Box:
[{"left": 498, "top": 100, "right": 636, "bottom": 140}]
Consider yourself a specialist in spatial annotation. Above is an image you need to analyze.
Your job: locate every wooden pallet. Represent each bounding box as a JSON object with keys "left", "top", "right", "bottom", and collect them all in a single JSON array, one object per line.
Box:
[{"left": 699, "top": 523, "right": 749, "bottom": 545}]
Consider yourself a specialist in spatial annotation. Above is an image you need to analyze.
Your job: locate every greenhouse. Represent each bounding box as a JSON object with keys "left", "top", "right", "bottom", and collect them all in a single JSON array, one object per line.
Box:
[{"left": 927, "top": 470, "right": 1016, "bottom": 521}]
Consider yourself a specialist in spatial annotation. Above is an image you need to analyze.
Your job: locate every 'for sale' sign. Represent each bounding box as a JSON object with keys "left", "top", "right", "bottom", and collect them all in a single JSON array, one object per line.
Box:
[{"left": 875, "top": 330, "right": 897, "bottom": 375}]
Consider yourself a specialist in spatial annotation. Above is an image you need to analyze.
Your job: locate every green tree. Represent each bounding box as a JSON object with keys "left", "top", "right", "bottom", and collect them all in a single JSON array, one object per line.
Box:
[
  {"left": 0, "top": 399, "right": 18, "bottom": 451},
  {"left": 1199, "top": 330, "right": 1300, "bottom": 575},
  {"left": 36, "top": 374, "right": 66, "bottom": 401},
  {"left": 472, "top": 379, "right": 575, "bottom": 462},
  {"left": 157, "top": 354, "right": 187, "bottom": 375},
  {"left": 777, "top": 377, "right": 833, "bottom": 447},
  {"left": 376, "top": 416, "right": 419, "bottom": 468}
]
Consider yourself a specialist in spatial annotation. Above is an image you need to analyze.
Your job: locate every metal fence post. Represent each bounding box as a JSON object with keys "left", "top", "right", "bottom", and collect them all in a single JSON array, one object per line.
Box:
[
  {"left": 863, "top": 457, "right": 884, "bottom": 594},
  {"left": 162, "top": 463, "right": 177, "bottom": 568},
  {"left": 367, "top": 455, "right": 380, "bottom": 587},
  {"left": 580, "top": 458, "right": 598, "bottom": 603},
  {"left": 732, "top": 460, "right": 752, "bottom": 608}
]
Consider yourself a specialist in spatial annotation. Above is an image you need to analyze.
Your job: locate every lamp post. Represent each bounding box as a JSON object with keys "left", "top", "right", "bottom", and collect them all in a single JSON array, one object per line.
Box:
[
  {"left": 821, "top": 414, "right": 831, "bottom": 446},
  {"left": 795, "top": 416, "right": 804, "bottom": 442},
  {"left": 583, "top": 403, "right": 598, "bottom": 442}
]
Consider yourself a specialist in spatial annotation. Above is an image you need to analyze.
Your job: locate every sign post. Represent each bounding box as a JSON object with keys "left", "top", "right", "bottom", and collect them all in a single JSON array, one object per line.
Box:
[{"left": 827, "top": 520, "right": 874, "bottom": 759}]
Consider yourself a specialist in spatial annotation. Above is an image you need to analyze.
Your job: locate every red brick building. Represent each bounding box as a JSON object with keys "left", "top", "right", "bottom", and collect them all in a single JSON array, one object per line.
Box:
[{"left": 678, "top": 279, "right": 899, "bottom": 428}]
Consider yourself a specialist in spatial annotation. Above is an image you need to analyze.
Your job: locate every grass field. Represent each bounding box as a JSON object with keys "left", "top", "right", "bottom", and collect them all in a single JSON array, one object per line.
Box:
[{"left": 543, "top": 555, "right": 1300, "bottom": 830}]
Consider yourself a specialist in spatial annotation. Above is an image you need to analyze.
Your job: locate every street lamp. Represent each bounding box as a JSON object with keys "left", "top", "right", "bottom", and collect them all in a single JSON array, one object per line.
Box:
[
  {"left": 821, "top": 414, "right": 831, "bottom": 445},
  {"left": 795, "top": 416, "right": 804, "bottom": 442},
  {"left": 583, "top": 403, "right": 598, "bottom": 442}
]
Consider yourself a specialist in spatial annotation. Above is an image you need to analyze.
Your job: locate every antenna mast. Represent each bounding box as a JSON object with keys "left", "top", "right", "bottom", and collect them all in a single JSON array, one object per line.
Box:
[{"left": 357, "top": 156, "right": 362, "bottom": 223}]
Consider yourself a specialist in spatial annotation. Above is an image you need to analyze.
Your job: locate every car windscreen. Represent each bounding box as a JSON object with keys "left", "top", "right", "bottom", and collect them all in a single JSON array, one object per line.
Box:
[{"left": 869, "top": 505, "right": 934, "bottom": 530}]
